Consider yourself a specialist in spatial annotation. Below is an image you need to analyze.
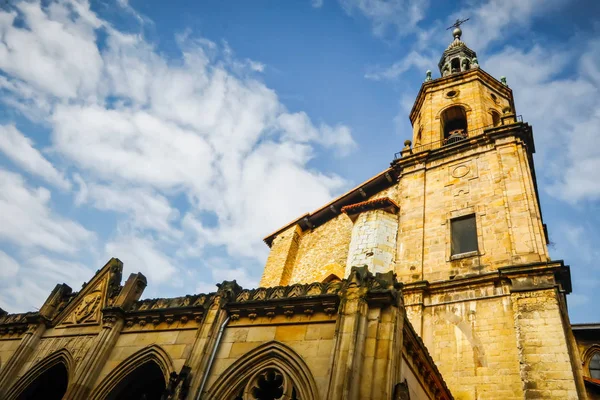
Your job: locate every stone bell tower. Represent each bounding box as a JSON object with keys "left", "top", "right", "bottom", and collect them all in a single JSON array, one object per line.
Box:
[
  {"left": 259, "top": 19, "right": 587, "bottom": 400},
  {"left": 398, "top": 21, "right": 587, "bottom": 399}
]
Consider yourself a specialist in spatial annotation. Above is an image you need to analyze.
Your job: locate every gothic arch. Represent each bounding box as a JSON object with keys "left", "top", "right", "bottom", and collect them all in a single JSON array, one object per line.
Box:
[
  {"left": 206, "top": 341, "right": 319, "bottom": 400},
  {"left": 582, "top": 344, "right": 600, "bottom": 364},
  {"left": 5, "top": 348, "right": 74, "bottom": 400},
  {"left": 90, "top": 344, "right": 175, "bottom": 400}
]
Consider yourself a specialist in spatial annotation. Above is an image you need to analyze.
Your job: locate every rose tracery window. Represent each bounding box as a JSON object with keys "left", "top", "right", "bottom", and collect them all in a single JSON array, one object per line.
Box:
[{"left": 232, "top": 368, "right": 299, "bottom": 400}]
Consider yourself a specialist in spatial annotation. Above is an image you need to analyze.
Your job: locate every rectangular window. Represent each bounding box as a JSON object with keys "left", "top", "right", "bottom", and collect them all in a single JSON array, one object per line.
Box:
[{"left": 451, "top": 214, "right": 478, "bottom": 256}]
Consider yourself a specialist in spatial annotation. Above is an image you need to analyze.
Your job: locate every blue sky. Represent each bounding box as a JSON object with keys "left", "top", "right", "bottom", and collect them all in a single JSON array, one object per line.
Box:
[{"left": 0, "top": 0, "right": 598, "bottom": 323}]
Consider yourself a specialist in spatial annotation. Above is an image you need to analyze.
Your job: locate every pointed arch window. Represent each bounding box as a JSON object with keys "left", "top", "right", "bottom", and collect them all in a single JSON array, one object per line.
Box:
[
  {"left": 5, "top": 349, "right": 73, "bottom": 400},
  {"left": 207, "top": 341, "right": 318, "bottom": 400},
  {"left": 591, "top": 353, "right": 600, "bottom": 379}
]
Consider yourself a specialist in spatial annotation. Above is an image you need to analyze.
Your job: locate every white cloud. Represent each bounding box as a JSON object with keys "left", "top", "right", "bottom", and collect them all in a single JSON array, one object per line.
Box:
[
  {"left": 312, "top": 0, "right": 324, "bottom": 8},
  {"left": 0, "top": 253, "right": 96, "bottom": 312},
  {"left": 75, "top": 181, "right": 181, "bottom": 235},
  {"left": 338, "top": 0, "right": 429, "bottom": 37},
  {"left": 105, "top": 234, "right": 177, "bottom": 284},
  {"left": 365, "top": 50, "right": 434, "bottom": 80},
  {"left": 0, "top": 0, "right": 357, "bottom": 310},
  {"left": 0, "top": 1, "right": 103, "bottom": 100},
  {"left": 0, "top": 124, "right": 70, "bottom": 189},
  {"left": 0, "top": 250, "right": 19, "bottom": 279},
  {"left": 484, "top": 43, "right": 600, "bottom": 203},
  {"left": 0, "top": 168, "right": 94, "bottom": 254},
  {"left": 453, "top": 0, "right": 567, "bottom": 52}
]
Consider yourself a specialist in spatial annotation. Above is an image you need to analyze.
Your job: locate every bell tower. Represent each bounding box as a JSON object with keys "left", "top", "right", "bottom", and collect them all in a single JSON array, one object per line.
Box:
[
  {"left": 397, "top": 21, "right": 587, "bottom": 399},
  {"left": 409, "top": 20, "right": 516, "bottom": 150},
  {"left": 259, "top": 18, "right": 587, "bottom": 400}
]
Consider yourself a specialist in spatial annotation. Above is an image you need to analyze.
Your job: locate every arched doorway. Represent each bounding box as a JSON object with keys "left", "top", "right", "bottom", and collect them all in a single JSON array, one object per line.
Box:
[
  {"left": 104, "top": 360, "right": 166, "bottom": 400},
  {"left": 16, "top": 362, "right": 68, "bottom": 400}
]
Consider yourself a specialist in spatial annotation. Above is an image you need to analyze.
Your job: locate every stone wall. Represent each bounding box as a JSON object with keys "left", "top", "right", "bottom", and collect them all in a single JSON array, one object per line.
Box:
[{"left": 511, "top": 289, "right": 579, "bottom": 399}]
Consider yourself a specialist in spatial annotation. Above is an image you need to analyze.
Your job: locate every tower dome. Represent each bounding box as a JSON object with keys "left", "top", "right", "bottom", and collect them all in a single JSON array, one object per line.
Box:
[{"left": 438, "top": 20, "right": 479, "bottom": 77}]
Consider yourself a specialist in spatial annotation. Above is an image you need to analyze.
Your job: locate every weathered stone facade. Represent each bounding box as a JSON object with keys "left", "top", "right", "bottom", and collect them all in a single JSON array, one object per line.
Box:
[
  {"left": 0, "top": 27, "right": 590, "bottom": 400},
  {"left": 0, "top": 261, "right": 449, "bottom": 400}
]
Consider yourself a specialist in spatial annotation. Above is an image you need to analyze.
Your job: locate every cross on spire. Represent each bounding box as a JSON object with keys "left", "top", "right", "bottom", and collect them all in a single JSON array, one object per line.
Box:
[
  {"left": 447, "top": 17, "right": 469, "bottom": 40},
  {"left": 446, "top": 18, "right": 470, "bottom": 31}
]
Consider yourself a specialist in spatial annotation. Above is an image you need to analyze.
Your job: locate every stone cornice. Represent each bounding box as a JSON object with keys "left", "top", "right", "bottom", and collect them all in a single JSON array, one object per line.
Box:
[
  {"left": 402, "top": 260, "right": 571, "bottom": 297},
  {"left": 226, "top": 268, "right": 402, "bottom": 321},
  {"left": 341, "top": 196, "right": 399, "bottom": 216},
  {"left": 393, "top": 122, "right": 534, "bottom": 169}
]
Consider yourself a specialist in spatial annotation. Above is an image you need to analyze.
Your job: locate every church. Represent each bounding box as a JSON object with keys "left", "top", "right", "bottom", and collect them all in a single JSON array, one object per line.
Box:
[{"left": 0, "top": 23, "right": 598, "bottom": 400}]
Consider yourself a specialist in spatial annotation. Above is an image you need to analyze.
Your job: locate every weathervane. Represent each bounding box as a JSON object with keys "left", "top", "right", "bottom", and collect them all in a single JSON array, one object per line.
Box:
[{"left": 446, "top": 17, "right": 469, "bottom": 39}]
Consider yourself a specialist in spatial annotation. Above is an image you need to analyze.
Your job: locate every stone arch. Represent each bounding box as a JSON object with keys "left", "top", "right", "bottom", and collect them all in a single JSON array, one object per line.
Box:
[
  {"left": 206, "top": 341, "right": 319, "bottom": 400},
  {"left": 435, "top": 102, "right": 473, "bottom": 120},
  {"left": 90, "top": 344, "right": 175, "bottom": 400},
  {"left": 489, "top": 108, "right": 501, "bottom": 127},
  {"left": 5, "top": 348, "right": 74, "bottom": 400},
  {"left": 583, "top": 344, "right": 600, "bottom": 378}
]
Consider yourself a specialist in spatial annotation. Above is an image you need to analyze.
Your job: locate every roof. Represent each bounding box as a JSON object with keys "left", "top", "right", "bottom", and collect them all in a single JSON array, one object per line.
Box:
[
  {"left": 572, "top": 323, "right": 600, "bottom": 331},
  {"left": 263, "top": 167, "right": 400, "bottom": 247}
]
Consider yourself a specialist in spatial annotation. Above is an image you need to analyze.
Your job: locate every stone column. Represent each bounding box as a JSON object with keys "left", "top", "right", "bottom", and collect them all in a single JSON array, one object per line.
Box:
[
  {"left": 187, "top": 280, "right": 241, "bottom": 400},
  {"left": 361, "top": 272, "right": 405, "bottom": 400},
  {"left": 0, "top": 319, "right": 46, "bottom": 396},
  {"left": 63, "top": 273, "right": 146, "bottom": 400},
  {"left": 326, "top": 266, "right": 370, "bottom": 400}
]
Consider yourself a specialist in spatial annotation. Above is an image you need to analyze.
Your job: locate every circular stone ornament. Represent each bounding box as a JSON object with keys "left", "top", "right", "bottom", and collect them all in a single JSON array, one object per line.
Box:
[{"left": 451, "top": 164, "right": 470, "bottom": 178}]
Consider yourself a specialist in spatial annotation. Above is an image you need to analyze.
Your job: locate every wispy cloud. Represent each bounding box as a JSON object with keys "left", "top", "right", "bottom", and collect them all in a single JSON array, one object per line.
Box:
[
  {"left": 365, "top": 50, "right": 434, "bottom": 80},
  {"left": 338, "top": 0, "right": 429, "bottom": 37},
  {"left": 0, "top": 124, "right": 71, "bottom": 189},
  {"left": 0, "top": 0, "right": 354, "bottom": 311}
]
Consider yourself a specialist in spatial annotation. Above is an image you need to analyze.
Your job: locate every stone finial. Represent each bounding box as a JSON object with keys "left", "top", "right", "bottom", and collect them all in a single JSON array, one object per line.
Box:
[
  {"left": 425, "top": 70, "right": 432, "bottom": 82},
  {"left": 500, "top": 76, "right": 508, "bottom": 86},
  {"left": 404, "top": 139, "right": 412, "bottom": 148}
]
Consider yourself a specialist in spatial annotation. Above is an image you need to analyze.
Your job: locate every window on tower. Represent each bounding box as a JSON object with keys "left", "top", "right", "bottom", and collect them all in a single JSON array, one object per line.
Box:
[
  {"left": 491, "top": 110, "right": 501, "bottom": 127},
  {"left": 451, "top": 214, "right": 478, "bottom": 256},
  {"left": 441, "top": 106, "right": 468, "bottom": 145}
]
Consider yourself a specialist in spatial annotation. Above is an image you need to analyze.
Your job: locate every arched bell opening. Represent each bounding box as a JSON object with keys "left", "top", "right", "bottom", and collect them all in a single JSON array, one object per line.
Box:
[
  {"left": 450, "top": 58, "right": 460, "bottom": 73},
  {"left": 104, "top": 360, "right": 166, "bottom": 400},
  {"left": 16, "top": 362, "right": 68, "bottom": 400},
  {"left": 491, "top": 110, "right": 501, "bottom": 127},
  {"left": 441, "top": 106, "right": 468, "bottom": 144}
]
